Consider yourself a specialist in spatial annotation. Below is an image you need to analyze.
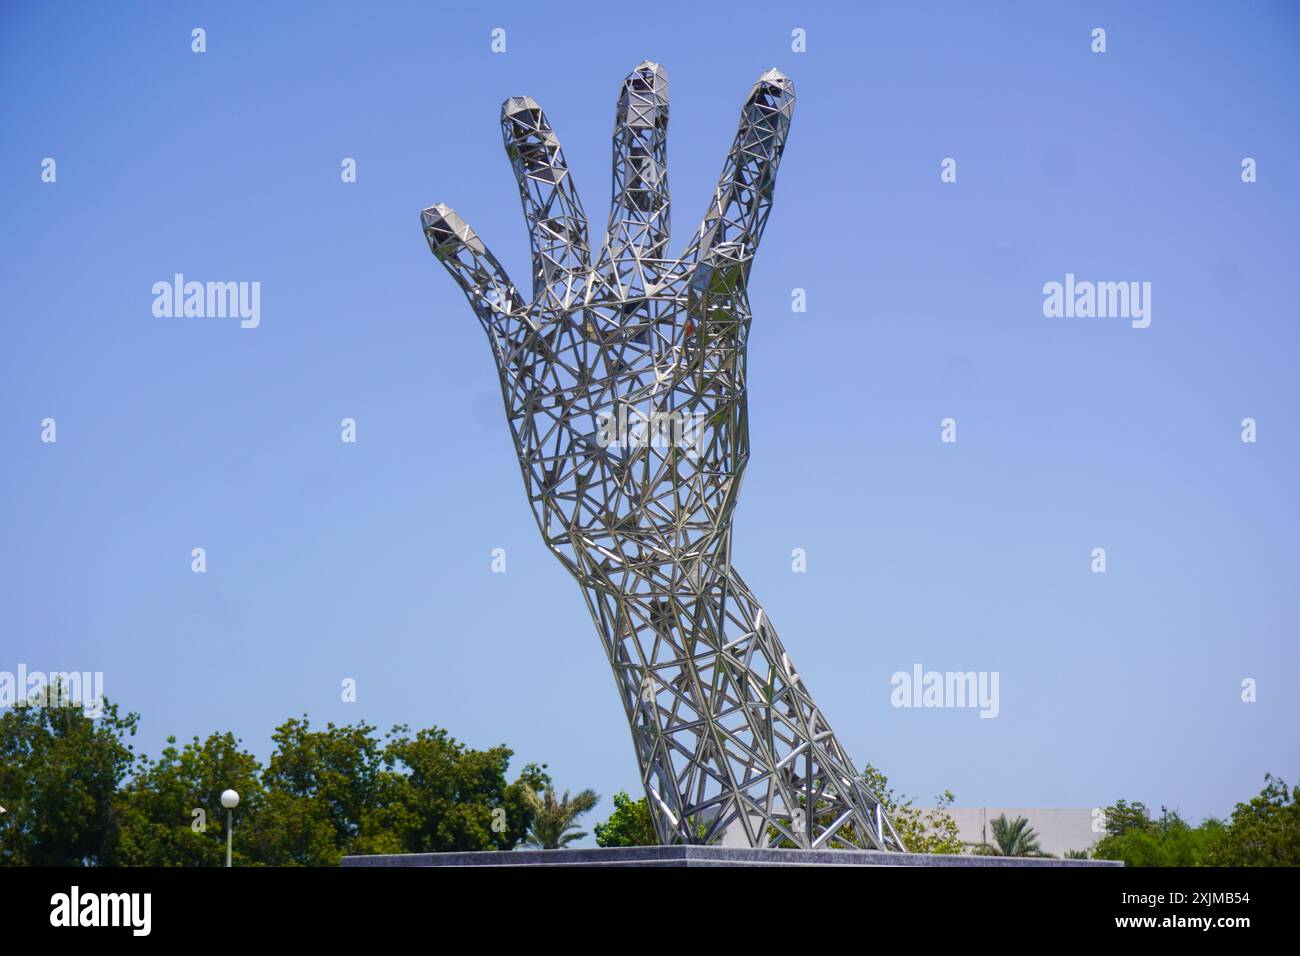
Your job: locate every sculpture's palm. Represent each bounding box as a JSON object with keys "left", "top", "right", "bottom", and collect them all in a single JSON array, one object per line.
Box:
[{"left": 423, "top": 63, "right": 903, "bottom": 850}]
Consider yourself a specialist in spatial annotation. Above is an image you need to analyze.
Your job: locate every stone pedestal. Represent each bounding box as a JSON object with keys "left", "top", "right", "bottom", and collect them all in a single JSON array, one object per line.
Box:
[{"left": 341, "top": 846, "right": 1121, "bottom": 867}]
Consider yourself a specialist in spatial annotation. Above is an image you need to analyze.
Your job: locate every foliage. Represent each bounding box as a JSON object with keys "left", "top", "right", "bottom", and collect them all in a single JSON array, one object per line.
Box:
[
  {"left": 973, "top": 814, "right": 1050, "bottom": 857},
  {"left": 350, "top": 727, "right": 546, "bottom": 858},
  {"left": 0, "top": 683, "right": 138, "bottom": 866},
  {"left": 256, "top": 717, "right": 385, "bottom": 861},
  {"left": 1207, "top": 774, "right": 1300, "bottom": 866},
  {"left": 7, "top": 679, "right": 1291, "bottom": 868},
  {"left": 1102, "top": 799, "right": 1157, "bottom": 838},
  {"left": 521, "top": 785, "right": 599, "bottom": 849},
  {"left": 1088, "top": 784, "right": 1299, "bottom": 868},
  {"left": 1092, "top": 807, "right": 1225, "bottom": 867},
  {"left": 1, "top": 698, "right": 554, "bottom": 866},
  {"left": 861, "top": 764, "right": 964, "bottom": 854},
  {"left": 111, "top": 732, "right": 263, "bottom": 866},
  {"left": 594, "top": 790, "right": 657, "bottom": 847}
]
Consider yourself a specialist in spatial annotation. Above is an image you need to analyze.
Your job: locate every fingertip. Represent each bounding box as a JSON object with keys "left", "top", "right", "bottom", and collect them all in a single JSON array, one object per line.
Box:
[
  {"left": 750, "top": 68, "right": 795, "bottom": 106},
  {"left": 618, "top": 61, "right": 669, "bottom": 129},
  {"left": 502, "top": 94, "right": 546, "bottom": 124},
  {"left": 421, "top": 203, "right": 478, "bottom": 252},
  {"left": 502, "top": 94, "right": 539, "bottom": 112}
]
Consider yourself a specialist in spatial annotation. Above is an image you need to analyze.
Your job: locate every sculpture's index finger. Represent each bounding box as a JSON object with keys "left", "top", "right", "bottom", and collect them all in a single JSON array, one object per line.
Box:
[
  {"left": 680, "top": 68, "right": 795, "bottom": 273},
  {"left": 501, "top": 95, "right": 590, "bottom": 312}
]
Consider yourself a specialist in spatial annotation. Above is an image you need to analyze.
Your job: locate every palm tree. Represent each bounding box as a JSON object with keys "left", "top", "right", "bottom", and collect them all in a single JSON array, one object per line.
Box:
[
  {"left": 521, "top": 786, "right": 600, "bottom": 849},
  {"left": 974, "top": 814, "right": 1051, "bottom": 857}
]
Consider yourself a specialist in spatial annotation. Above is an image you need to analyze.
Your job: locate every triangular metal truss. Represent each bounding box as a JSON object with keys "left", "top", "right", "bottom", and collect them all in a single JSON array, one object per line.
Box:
[{"left": 421, "top": 63, "right": 904, "bottom": 851}]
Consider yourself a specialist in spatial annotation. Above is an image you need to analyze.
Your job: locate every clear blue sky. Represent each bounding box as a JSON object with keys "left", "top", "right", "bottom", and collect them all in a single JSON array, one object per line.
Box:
[{"left": 2, "top": 0, "right": 1296, "bottom": 832}]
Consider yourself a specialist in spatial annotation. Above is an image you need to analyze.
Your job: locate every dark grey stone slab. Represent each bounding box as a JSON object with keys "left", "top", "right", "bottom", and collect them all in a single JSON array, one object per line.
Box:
[{"left": 342, "top": 846, "right": 1121, "bottom": 867}]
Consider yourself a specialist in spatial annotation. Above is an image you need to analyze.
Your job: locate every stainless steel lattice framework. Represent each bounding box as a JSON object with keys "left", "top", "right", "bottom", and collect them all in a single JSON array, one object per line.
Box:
[{"left": 421, "top": 63, "right": 904, "bottom": 850}]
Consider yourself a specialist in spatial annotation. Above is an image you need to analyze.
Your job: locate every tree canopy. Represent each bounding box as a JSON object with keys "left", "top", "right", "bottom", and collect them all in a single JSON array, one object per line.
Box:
[
  {"left": 0, "top": 688, "right": 556, "bottom": 866},
  {"left": 1092, "top": 777, "right": 1298, "bottom": 867},
  {"left": 594, "top": 790, "right": 657, "bottom": 847}
]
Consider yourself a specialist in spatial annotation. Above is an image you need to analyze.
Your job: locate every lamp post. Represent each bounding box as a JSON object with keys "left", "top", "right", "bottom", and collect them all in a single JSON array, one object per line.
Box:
[{"left": 221, "top": 789, "right": 240, "bottom": 867}]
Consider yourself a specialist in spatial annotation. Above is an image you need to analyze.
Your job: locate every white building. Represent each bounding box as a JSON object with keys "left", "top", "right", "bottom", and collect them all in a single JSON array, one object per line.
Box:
[{"left": 918, "top": 807, "right": 1099, "bottom": 857}]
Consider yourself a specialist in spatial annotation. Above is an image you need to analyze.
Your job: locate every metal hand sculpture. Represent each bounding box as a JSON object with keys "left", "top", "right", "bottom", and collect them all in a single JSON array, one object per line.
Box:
[{"left": 421, "top": 62, "right": 903, "bottom": 850}]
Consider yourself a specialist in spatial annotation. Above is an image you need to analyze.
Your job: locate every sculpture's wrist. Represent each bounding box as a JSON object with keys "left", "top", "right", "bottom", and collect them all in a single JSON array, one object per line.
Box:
[{"left": 575, "top": 561, "right": 734, "bottom": 606}]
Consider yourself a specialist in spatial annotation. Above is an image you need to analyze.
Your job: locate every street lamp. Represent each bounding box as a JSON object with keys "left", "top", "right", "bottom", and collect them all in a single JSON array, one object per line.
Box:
[{"left": 221, "top": 789, "right": 240, "bottom": 867}]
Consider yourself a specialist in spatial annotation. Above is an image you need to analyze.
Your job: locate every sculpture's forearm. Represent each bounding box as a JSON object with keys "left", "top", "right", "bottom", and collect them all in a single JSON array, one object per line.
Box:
[{"left": 577, "top": 556, "right": 901, "bottom": 849}]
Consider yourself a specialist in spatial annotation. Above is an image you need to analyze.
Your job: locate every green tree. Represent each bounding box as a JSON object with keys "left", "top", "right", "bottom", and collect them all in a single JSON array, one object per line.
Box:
[
  {"left": 1102, "top": 799, "right": 1156, "bottom": 838},
  {"left": 521, "top": 785, "right": 599, "bottom": 849},
  {"left": 1092, "top": 802, "right": 1225, "bottom": 867},
  {"left": 111, "top": 732, "right": 264, "bottom": 867},
  {"left": 1207, "top": 774, "right": 1299, "bottom": 866},
  {"left": 974, "top": 814, "right": 1050, "bottom": 857},
  {"left": 245, "top": 718, "right": 546, "bottom": 863},
  {"left": 251, "top": 716, "right": 385, "bottom": 864},
  {"left": 241, "top": 788, "right": 340, "bottom": 866},
  {"left": 594, "top": 790, "right": 657, "bottom": 847},
  {"left": 860, "top": 764, "right": 964, "bottom": 854},
  {"left": 1, "top": 692, "right": 552, "bottom": 866},
  {"left": 1092, "top": 814, "right": 1225, "bottom": 867},
  {"left": 352, "top": 726, "right": 546, "bottom": 855},
  {"left": 0, "top": 684, "right": 138, "bottom": 866}
]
